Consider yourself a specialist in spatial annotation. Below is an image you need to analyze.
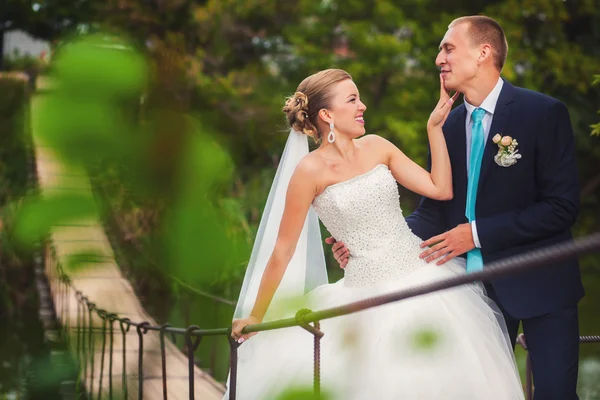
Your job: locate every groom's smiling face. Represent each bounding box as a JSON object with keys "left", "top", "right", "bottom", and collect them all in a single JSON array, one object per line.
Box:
[{"left": 436, "top": 23, "right": 481, "bottom": 92}]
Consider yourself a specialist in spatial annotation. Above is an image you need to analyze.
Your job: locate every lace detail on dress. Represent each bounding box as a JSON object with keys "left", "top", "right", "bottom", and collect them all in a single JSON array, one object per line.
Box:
[{"left": 313, "top": 164, "right": 426, "bottom": 287}]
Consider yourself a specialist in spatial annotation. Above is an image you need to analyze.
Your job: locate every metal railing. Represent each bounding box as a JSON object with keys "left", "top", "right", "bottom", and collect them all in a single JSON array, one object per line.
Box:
[
  {"left": 49, "top": 258, "right": 229, "bottom": 400},
  {"left": 47, "top": 232, "right": 600, "bottom": 400}
]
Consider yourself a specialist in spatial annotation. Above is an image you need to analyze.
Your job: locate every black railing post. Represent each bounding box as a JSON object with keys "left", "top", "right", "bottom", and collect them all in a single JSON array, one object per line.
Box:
[
  {"left": 518, "top": 333, "right": 534, "bottom": 400},
  {"left": 81, "top": 296, "right": 90, "bottom": 394},
  {"left": 55, "top": 271, "right": 61, "bottom": 324},
  {"left": 59, "top": 276, "right": 65, "bottom": 335},
  {"left": 119, "top": 318, "right": 131, "bottom": 399},
  {"left": 227, "top": 332, "right": 241, "bottom": 400},
  {"left": 75, "top": 290, "right": 83, "bottom": 392},
  {"left": 87, "top": 301, "right": 96, "bottom": 399},
  {"left": 107, "top": 314, "right": 117, "bottom": 400},
  {"left": 159, "top": 323, "right": 172, "bottom": 400},
  {"left": 525, "top": 354, "right": 533, "bottom": 399},
  {"left": 63, "top": 276, "right": 68, "bottom": 340},
  {"left": 184, "top": 325, "right": 203, "bottom": 400},
  {"left": 313, "top": 321, "right": 321, "bottom": 396},
  {"left": 97, "top": 309, "right": 108, "bottom": 400},
  {"left": 136, "top": 322, "right": 150, "bottom": 400},
  {"left": 294, "top": 309, "right": 324, "bottom": 397},
  {"left": 64, "top": 277, "right": 71, "bottom": 347}
]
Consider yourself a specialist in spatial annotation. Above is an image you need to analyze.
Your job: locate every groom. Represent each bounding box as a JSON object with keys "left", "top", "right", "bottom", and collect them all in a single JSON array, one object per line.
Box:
[{"left": 330, "top": 15, "right": 583, "bottom": 399}]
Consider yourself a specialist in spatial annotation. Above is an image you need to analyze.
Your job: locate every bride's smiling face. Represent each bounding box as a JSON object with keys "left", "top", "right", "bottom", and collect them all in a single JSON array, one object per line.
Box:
[{"left": 320, "top": 79, "right": 367, "bottom": 139}]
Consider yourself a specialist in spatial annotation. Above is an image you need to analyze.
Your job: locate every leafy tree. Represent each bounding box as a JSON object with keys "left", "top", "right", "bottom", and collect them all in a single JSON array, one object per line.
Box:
[
  {"left": 0, "top": 0, "right": 99, "bottom": 68},
  {"left": 592, "top": 74, "right": 600, "bottom": 136},
  {"left": 7, "top": 0, "right": 600, "bottom": 380}
]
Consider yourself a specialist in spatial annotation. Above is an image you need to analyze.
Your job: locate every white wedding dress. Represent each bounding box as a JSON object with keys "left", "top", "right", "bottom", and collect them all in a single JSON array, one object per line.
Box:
[{"left": 228, "top": 164, "right": 524, "bottom": 399}]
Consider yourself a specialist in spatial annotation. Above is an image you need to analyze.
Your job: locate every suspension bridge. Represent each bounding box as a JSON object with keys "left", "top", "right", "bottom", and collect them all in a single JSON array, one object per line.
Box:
[{"left": 28, "top": 77, "right": 600, "bottom": 400}]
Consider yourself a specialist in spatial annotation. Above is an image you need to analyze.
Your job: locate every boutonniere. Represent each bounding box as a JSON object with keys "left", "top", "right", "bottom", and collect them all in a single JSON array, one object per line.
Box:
[{"left": 492, "top": 134, "right": 521, "bottom": 167}]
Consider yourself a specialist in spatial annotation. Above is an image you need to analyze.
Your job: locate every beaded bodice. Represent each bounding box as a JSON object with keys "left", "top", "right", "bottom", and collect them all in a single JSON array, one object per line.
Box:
[{"left": 312, "top": 164, "right": 425, "bottom": 287}]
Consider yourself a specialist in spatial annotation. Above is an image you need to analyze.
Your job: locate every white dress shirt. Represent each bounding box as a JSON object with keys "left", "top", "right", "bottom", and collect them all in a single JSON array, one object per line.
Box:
[{"left": 463, "top": 77, "right": 504, "bottom": 248}]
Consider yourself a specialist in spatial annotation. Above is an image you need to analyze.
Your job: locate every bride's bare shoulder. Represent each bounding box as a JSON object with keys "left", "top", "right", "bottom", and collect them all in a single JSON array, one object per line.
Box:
[
  {"left": 356, "top": 134, "right": 392, "bottom": 148},
  {"left": 296, "top": 152, "right": 327, "bottom": 177},
  {"left": 287, "top": 154, "right": 324, "bottom": 196},
  {"left": 356, "top": 134, "right": 396, "bottom": 154}
]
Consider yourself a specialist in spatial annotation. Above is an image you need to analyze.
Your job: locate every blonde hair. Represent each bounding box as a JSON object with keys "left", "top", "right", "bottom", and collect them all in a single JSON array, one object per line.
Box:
[
  {"left": 282, "top": 69, "right": 352, "bottom": 141},
  {"left": 450, "top": 16, "right": 508, "bottom": 71}
]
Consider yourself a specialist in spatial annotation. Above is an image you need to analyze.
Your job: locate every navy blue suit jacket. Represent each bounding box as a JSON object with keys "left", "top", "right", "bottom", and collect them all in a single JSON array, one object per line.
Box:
[{"left": 406, "top": 81, "right": 584, "bottom": 319}]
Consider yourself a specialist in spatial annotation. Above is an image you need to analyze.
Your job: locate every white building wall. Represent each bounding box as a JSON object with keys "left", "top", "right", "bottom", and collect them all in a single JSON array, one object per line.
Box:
[{"left": 3, "top": 30, "right": 50, "bottom": 58}]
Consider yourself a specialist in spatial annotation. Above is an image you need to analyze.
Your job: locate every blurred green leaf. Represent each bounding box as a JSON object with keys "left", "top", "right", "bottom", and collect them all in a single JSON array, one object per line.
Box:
[
  {"left": 63, "top": 249, "right": 111, "bottom": 272},
  {"left": 52, "top": 34, "right": 147, "bottom": 98},
  {"left": 28, "top": 352, "right": 77, "bottom": 392},
  {"left": 35, "top": 94, "right": 133, "bottom": 163},
  {"left": 165, "top": 121, "right": 250, "bottom": 286},
  {"left": 410, "top": 326, "right": 441, "bottom": 352},
  {"left": 274, "top": 386, "right": 331, "bottom": 400},
  {"left": 13, "top": 193, "right": 97, "bottom": 247},
  {"left": 592, "top": 122, "right": 600, "bottom": 137}
]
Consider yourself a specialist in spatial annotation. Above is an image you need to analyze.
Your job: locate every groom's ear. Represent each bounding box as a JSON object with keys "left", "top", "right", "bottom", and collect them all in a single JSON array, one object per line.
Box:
[{"left": 477, "top": 43, "right": 493, "bottom": 66}]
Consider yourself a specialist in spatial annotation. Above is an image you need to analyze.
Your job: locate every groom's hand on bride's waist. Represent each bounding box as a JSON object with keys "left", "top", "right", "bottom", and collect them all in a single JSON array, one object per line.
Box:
[
  {"left": 325, "top": 237, "right": 349, "bottom": 269},
  {"left": 419, "top": 223, "right": 475, "bottom": 265}
]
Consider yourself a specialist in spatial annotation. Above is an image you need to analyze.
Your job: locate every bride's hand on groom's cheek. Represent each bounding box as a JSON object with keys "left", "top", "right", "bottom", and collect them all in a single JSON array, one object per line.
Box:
[
  {"left": 427, "top": 74, "right": 460, "bottom": 131},
  {"left": 418, "top": 223, "right": 475, "bottom": 265},
  {"left": 325, "top": 237, "right": 350, "bottom": 269}
]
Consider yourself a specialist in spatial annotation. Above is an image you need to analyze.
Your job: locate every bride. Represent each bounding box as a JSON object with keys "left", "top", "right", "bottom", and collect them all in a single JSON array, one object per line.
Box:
[{"left": 226, "top": 69, "right": 524, "bottom": 399}]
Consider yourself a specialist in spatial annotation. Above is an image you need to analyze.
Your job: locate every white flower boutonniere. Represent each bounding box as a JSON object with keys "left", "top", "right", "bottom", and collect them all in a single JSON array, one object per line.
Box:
[{"left": 492, "top": 134, "right": 521, "bottom": 167}]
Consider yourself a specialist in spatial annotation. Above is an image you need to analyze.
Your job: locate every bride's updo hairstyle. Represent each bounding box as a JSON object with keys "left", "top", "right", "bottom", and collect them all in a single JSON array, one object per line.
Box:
[{"left": 282, "top": 69, "right": 352, "bottom": 142}]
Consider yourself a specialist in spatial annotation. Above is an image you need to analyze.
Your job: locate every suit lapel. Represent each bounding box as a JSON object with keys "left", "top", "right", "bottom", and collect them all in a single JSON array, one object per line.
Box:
[
  {"left": 477, "top": 81, "right": 515, "bottom": 196},
  {"left": 453, "top": 106, "right": 468, "bottom": 195},
  {"left": 444, "top": 105, "right": 468, "bottom": 219}
]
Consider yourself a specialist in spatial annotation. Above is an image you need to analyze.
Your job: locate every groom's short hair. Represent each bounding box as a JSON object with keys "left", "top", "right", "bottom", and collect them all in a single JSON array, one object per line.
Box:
[{"left": 449, "top": 16, "right": 508, "bottom": 72}]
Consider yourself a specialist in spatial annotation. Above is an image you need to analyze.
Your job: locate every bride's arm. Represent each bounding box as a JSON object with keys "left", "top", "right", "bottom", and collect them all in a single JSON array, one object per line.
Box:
[
  {"left": 382, "top": 125, "right": 452, "bottom": 201},
  {"left": 231, "top": 161, "right": 317, "bottom": 342},
  {"left": 379, "top": 75, "right": 457, "bottom": 201}
]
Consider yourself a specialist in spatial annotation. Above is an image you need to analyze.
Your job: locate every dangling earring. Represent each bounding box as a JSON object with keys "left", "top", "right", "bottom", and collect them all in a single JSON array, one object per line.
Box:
[{"left": 328, "top": 122, "right": 335, "bottom": 143}]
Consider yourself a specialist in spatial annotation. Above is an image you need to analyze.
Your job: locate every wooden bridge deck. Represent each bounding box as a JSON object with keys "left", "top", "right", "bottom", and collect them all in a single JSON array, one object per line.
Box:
[{"left": 32, "top": 85, "right": 226, "bottom": 400}]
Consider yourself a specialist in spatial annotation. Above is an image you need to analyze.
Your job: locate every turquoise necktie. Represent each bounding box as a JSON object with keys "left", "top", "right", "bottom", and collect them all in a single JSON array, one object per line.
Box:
[{"left": 465, "top": 108, "right": 486, "bottom": 273}]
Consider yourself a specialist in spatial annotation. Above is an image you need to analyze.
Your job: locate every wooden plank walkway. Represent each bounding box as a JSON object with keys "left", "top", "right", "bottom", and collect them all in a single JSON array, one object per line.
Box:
[{"left": 32, "top": 85, "right": 226, "bottom": 400}]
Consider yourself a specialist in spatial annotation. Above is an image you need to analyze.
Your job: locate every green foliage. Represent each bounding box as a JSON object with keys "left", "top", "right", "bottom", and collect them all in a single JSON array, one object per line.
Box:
[
  {"left": 35, "top": 34, "right": 148, "bottom": 165},
  {"left": 0, "top": 75, "right": 37, "bottom": 268},
  {"left": 410, "top": 327, "right": 441, "bottom": 352},
  {"left": 3, "top": 49, "right": 46, "bottom": 73},
  {"left": 52, "top": 35, "right": 147, "bottom": 97},
  {"left": 592, "top": 74, "right": 600, "bottom": 137},
  {"left": 0, "top": 76, "right": 31, "bottom": 205},
  {"left": 62, "top": 249, "right": 110, "bottom": 272},
  {"left": 164, "top": 118, "right": 251, "bottom": 286},
  {"left": 13, "top": 193, "right": 98, "bottom": 247},
  {"left": 19, "top": 32, "right": 251, "bottom": 288},
  {"left": 10, "top": 34, "right": 150, "bottom": 258},
  {"left": 273, "top": 387, "right": 332, "bottom": 400},
  {"left": 0, "top": 75, "right": 63, "bottom": 398},
  {"left": 26, "top": 350, "right": 78, "bottom": 395},
  {"left": 2, "top": 0, "right": 97, "bottom": 40},
  {"left": 8, "top": 0, "right": 600, "bottom": 384},
  {"left": 22, "top": 0, "right": 596, "bottom": 381}
]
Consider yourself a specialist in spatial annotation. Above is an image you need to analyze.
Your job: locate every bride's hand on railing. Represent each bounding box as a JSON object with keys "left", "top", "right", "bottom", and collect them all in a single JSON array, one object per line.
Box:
[
  {"left": 231, "top": 315, "right": 261, "bottom": 343},
  {"left": 427, "top": 74, "right": 459, "bottom": 131}
]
